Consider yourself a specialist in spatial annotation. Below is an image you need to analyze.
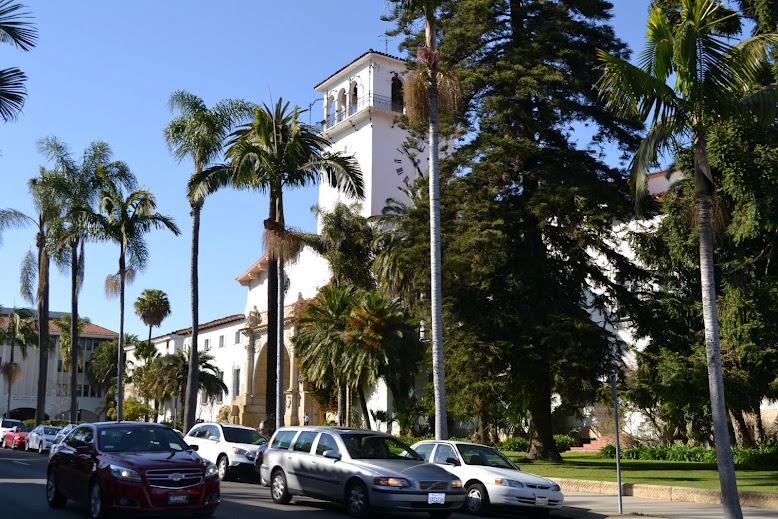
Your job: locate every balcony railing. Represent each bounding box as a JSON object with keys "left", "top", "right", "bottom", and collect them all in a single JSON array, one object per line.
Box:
[{"left": 315, "top": 94, "right": 403, "bottom": 131}]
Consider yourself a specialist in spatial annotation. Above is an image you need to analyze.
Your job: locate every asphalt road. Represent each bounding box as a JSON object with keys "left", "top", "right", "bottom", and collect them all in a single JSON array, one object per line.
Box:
[{"left": 0, "top": 445, "right": 580, "bottom": 519}]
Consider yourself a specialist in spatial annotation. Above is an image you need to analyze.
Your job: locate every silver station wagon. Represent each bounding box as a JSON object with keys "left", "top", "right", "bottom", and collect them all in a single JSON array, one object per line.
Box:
[{"left": 260, "top": 426, "right": 465, "bottom": 518}]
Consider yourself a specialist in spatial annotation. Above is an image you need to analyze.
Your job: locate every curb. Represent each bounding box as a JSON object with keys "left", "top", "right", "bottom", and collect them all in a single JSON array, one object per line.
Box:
[{"left": 555, "top": 478, "right": 778, "bottom": 510}]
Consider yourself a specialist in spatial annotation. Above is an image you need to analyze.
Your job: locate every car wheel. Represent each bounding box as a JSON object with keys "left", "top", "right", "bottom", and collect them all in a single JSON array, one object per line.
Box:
[
  {"left": 11, "top": 439, "right": 16, "bottom": 450},
  {"left": 465, "top": 483, "right": 490, "bottom": 515},
  {"left": 217, "top": 455, "right": 231, "bottom": 481},
  {"left": 270, "top": 469, "right": 291, "bottom": 504},
  {"left": 89, "top": 480, "right": 105, "bottom": 519},
  {"left": 346, "top": 480, "right": 370, "bottom": 518},
  {"left": 38, "top": 441, "right": 44, "bottom": 454},
  {"left": 46, "top": 471, "right": 67, "bottom": 508},
  {"left": 25, "top": 440, "right": 29, "bottom": 451}
]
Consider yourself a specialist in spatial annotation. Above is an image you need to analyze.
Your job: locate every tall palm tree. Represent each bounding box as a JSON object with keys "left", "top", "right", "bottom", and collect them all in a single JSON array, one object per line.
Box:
[
  {"left": 37, "top": 137, "right": 136, "bottom": 423},
  {"left": 189, "top": 99, "right": 364, "bottom": 429},
  {"left": 0, "top": 174, "right": 63, "bottom": 424},
  {"left": 393, "top": 0, "right": 449, "bottom": 439},
  {"left": 84, "top": 177, "right": 180, "bottom": 422},
  {"left": 53, "top": 314, "right": 90, "bottom": 372},
  {"left": 87, "top": 333, "right": 137, "bottom": 419},
  {"left": 597, "top": 2, "right": 778, "bottom": 516},
  {"left": 0, "top": 1, "right": 37, "bottom": 122},
  {"left": 0, "top": 308, "right": 37, "bottom": 418},
  {"left": 133, "top": 289, "right": 171, "bottom": 351},
  {"left": 164, "top": 90, "right": 254, "bottom": 434}
]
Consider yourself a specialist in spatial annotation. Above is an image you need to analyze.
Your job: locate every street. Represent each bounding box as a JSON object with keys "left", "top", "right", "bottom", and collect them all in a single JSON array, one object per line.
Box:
[{"left": 0, "top": 446, "right": 588, "bottom": 519}]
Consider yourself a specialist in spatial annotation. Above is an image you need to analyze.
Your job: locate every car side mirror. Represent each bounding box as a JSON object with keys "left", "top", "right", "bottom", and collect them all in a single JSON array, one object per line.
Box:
[
  {"left": 323, "top": 449, "right": 341, "bottom": 460},
  {"left": 445, "top": 457, "right": 460, "bottom": 466},
  {"left": 188, "top": 444, "right": 199, "bottom": 451},
  {"left": 76, "top": 445, "right": 93, "bottom": 455}
]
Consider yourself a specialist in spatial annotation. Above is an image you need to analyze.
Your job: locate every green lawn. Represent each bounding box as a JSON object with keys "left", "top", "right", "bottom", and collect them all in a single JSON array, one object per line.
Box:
[{"left": 506, "top": 451, "right": 778, "bottom": 494}]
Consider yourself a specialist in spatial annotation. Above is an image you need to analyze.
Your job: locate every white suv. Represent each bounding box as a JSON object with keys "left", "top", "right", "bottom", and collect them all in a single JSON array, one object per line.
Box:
[{"left": 184, "top": 422, "right": 267, "bottom": 481}]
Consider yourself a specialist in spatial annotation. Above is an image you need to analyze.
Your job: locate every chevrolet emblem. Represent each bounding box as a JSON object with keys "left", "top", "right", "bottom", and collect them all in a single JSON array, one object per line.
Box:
[{"left": 171, "top": 473, "right": 184, "bottom": 481}]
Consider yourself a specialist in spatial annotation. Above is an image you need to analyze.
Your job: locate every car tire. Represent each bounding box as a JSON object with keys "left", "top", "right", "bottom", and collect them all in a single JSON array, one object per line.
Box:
[
  {"left": 465, "top": 482, "right": 490, "bottom": 515},
  {"left": 270, "top": 469, "right": 291, "bottom": 504},
  {"left": 46, "top": 471, "right": 67, "bottom": 508},
  {"left": 217, "top": 455, "right": 232, "bottom": 481},
  {"left": 11, "top": 439, "right": 16, "bottom": 450},
  {"left": 25, "top": 440, "right": 29, "bottom": 451},
  {"left": 346, "top": 480, "right": 370, "bottom": 518},
  {"left": 38, "top": 441, "right": 44, "bottom": 454},
  {"left": 89, "top": 480, "right": 106, "bottom": 519}
]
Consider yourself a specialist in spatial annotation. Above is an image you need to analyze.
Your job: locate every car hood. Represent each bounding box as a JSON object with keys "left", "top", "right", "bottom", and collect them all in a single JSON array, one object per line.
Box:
[
  {"left": 103, "top": 450, "right": 207, "bottom": 470},
  {"left": 350, "top": 459, "right": 456, "bottom": 480},
  {"left": 462, "top": 465, "right": 557, "bottom": 486}
]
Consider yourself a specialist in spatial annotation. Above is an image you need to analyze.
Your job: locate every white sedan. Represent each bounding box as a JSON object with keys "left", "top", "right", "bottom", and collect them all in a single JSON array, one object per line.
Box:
[
  {"left": 25, "top": 424, "right": 62, "bottom": 453},
  {"left": 412, "top": 440, "right": 563, "bottom": 515}
]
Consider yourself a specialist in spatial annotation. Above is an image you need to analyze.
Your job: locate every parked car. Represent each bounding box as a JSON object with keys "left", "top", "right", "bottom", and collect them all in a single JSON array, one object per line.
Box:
[
  {"left": 184, "top": 422, "right": 266, "bottom": 481},
  {"left": 49, "top": 423, "right": 78, "bottom": 459},
  {"left": 252, "top": 441, "right": 270, "bottom": 479},
  {"left": 2, "top": 425, "right": 32, "bottom": 449},
  {"left": 27, "top": 425, "right": 62, "bottom": 453},
  {"left": 46, "top": 421, "right": 220, "bottom": 519},
  {"left": 0, "top": 418, "right": 23, "bottom": 437},
  {"left": 411, "top": 440, "right": 564, "bottom": 515},
  {"left": 261, "top": 426, "right": 465, "bottom": 518}
]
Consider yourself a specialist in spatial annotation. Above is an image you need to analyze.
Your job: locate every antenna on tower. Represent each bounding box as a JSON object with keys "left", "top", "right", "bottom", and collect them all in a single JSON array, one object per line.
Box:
[{"left": 379, "top": 33, "right": 389, "bottom": 53}]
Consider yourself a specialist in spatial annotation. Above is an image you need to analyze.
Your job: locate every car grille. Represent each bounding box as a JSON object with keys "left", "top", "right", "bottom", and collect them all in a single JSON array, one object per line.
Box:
[
  {"left": 515, "top": 496, "right": 562, "bottom": 506},
  {"left": 417, "top": 481, "right": 449, "bottom": 490},
  {"left": 525, "top": 483, "right": 553, "bottom": 490},
  {"left": 145, "top": 468, "right": 203, "bottom": 488}
]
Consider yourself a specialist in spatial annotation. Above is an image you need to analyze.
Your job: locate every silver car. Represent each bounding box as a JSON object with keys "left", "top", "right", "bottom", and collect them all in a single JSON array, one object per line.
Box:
[
  {"left": 26, "top": 425, "right": 62, "bottom": 453},
  {"left": 260, "top": 426, "right": 465, "bottom": 518}
]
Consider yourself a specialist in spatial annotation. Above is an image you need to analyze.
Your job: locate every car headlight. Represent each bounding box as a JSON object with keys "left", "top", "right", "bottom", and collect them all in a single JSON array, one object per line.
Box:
[
  {"left": 109, "top": 464, "right": 142, "bottom": 482},
  {"left": 374, "top": 477, "right": 410, "bottom": 487},
  {"left": 550, "top": 483, "right": 561, "bottom": 492},
  {"left": 233, "top": 447, "right": 255, "bottom": 461},
  {"left": 451, "top": 478, "right": 463, "bottom": 488},
  {"left": 495, "top": 478, "right": 524, "bottom": 488},
  {"left": 205, "top": 462, "right": 219, "bottom": 480}
]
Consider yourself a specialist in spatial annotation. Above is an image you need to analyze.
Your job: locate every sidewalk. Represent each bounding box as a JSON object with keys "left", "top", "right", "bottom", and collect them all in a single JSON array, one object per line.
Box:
[{"left": 559, "top": 492, "right": 778, "bottom": 519}]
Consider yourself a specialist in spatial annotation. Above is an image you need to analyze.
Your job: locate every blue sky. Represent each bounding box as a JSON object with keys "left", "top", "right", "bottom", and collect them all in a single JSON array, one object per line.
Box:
[{"left": 0, "top": 0, "right": 653, "bottom": 338}]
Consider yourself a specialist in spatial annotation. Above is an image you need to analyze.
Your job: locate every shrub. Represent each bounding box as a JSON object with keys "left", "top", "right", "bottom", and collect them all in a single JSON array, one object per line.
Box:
[
  {"left": 502, "top": 437, "right": 529, "bottom": 452},
  {"left": 598, "top": 444, "right": 617, "bottom": 458},
  {"left": 554, "top": 435, "right": 576, "bottom": 453}
]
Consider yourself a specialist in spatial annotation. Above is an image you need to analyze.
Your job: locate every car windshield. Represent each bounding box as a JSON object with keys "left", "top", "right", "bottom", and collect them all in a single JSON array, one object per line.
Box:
[
  {"left": 43, "top": 427, "right": 61, "bottom": 435},
  {"left": 16, "top": 426, "right": 33, "bottom": 433},
  {"left": 222, "top": 426, "right": 266, "bottom": 445},
  {"left": 1, "top": 419, "right": 22, "bottom": 428},
  {"left": 99, "top": 426, "right": 191, "bottom": 453},
  {"left": 456, "top": 444, "right": 518, "bottom": 470},
  {"left": 341, "top": 434, "right": 422, "bottom": 460}
]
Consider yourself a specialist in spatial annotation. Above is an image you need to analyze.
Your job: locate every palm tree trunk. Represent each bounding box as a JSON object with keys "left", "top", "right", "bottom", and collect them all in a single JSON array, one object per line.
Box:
[
  {"left": 5, "top": 345, "right": 14, "bottom": 418},
  {"left": 266, "top": 189, "right": 278, "bottom": 425},
  {"left": 116, "top": 252, "right": 126, "bottom": 422},
  {"left": 275, "top": 192, "right": 285, "bottom": 430},
  {"left": 427, "top": 51, "right": 448, "bottom": 441},
  {"left": 337, "top": 380, "right": 345, "bottom": 426},
  {"left": 184, "top": 201, "right": 202, "bottom": 433},
  {"left": 755, "top": 408, "right": 765, "bottom": 444},
  {"left": 358, "top": 383, "right": 371, "bottom": 430},
  {"left": 35, "top": 234, "right": 50, "bottom": 425},
  {"left": 697, "top": 193, "right": 743, "bottom": 518},
  {"left": 70, "top": 241, "right": 79, "bottom": 423}
]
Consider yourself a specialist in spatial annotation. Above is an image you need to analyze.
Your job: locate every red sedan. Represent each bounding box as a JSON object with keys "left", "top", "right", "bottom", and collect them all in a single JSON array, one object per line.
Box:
[
  {"left": 46, "top": 422, "right": 220, "bottom": 519},
  {"left": 2, "top": 425, "right": 32, "bottom": 449}
]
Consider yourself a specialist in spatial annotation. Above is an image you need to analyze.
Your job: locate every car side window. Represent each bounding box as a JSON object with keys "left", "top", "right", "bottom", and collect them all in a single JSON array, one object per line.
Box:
[
  {"left": 66, "top": 426, "right": 92, "bottom": 448},
  {"left": 208, "top": 425, "right": 221, "bottom": 440},
  {"left": 315, "top": 433, "right": 339, "bottom": 456},
  {"left": 292, "top": 431, "right": 317, "bottom": 453},
  {"left": 414, "top": 443, "right": 434, "bottom": 461},
  {"left": 188, "top": 426, "right": 204, "bottom": 438},
  {"left": 270, "top": 430, "right": 297, "bottom": 450},
  {"left": 432, "top": 444, "right": 457, "bottom": 464}
]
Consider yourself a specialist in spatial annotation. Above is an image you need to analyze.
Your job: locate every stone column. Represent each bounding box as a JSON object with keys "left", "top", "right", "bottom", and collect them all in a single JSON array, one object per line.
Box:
[
  {"left": 285, "top": 341, "right": 300, "bottom": 426},
  {"left": 244, "top": 330, "right": 255, "bottom": 401}
]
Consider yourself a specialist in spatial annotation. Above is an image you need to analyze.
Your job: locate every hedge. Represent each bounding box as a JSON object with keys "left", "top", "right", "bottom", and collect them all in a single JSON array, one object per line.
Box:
[{"left": 597, "top": 441, "right": 778, "bottom": 466}]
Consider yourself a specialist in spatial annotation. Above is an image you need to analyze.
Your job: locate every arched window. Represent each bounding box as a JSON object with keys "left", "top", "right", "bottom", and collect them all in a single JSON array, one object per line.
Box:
[
  {"left": 326, "top": 94, "right": 335, "bottom": 128},
  {"left": 337, "top": 88, "right": 346, "bottom": 122},
  {"left": 350, "top": 82, "right": 358, "bottom": 115},
  {"left": 391, "top": 76, "right": 404, "bottom": 113}
]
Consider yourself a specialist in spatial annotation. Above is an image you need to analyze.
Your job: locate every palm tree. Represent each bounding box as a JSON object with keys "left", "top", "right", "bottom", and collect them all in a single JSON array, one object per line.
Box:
[
  {"left": 84, "top": 177, "right": 180, "bottom": 422},
  {"left": 164, "top": 90, "right": 254, "bottom": 434},
  {"left": 0, "top": 1, "right": 37, "bottom": 122},
  {"left": 87, "top": 333, "right": 137, "bottom": 420},
  {"left": 0, "top": 308, "right": 37, "bottom": 418},
  {"left": 393, "top": 0, "right": 450, "bottom": 439},
  {"left": 133, "top": 289, "right": 171, "bottom": 352},
  {"left": 37, "top": 137, "right": 136, "bottom": 423},
  {"left": 0, "top": 174, "right": 63, "bottom": 424},
  {"left": 189, "top": 99, "right": 364, "bottom": 429},
  {"left": 597, "top": 2, "right": 778, "bottom": 517},
  {"left": 53, "top": 314, "right": 90, "bottom": 372}
]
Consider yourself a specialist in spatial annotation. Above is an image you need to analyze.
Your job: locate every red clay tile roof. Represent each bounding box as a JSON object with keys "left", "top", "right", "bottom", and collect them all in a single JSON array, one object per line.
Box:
[
  {"left": 0, "top": 314, "right": 117, "bottom": 337},
  {"left": 169, "top": 314, "right": 246, "bottom": 336},
  {"left": 314, "top": 49, "right": 407, "bottom": 90}
]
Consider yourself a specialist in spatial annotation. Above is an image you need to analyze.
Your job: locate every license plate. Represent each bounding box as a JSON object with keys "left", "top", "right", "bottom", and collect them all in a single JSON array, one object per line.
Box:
[
  {"left": 428, "top": 493, "right": 445, "bottom": 504},
  {"left": 535, "top": 496, "right": 549, "bottom": 506},
  {"left": 167, "top": 492, "right": 189, "bottom": 504}
]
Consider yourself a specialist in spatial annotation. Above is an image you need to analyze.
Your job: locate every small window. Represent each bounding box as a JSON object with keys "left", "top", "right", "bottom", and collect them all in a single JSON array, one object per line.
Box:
[
  {"left": 292, "top": 431, "right": 318, "bottom": 453},
  {"left": 233, "top": 369, "right": 241, "bottom": 398},
  {"left": 204, "top": 338, "right": 210, "bottom": 351},
  {"left": 271, "top": 430, "right": 297, "bottom": 450},
  {"left": 433, "top": 444, "right": 458, "bottom": 464},
  {"left": 315, "top": 433, "right": 339, "bottom": 456},
  {"left": 219, "top": 335, "right": 224, "bottom": 348},
  {"left": 235, "top": 331, "right": 241, "bottom": 344},
  {"left": 414, "top": 443, "right": 434, "bottom": 461}
]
